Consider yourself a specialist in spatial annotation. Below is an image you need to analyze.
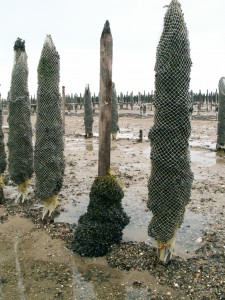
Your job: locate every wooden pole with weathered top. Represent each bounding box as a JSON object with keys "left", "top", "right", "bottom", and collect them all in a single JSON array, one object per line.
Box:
[{"left": 98, "top": 20, "right": 113, "bottom": 176}]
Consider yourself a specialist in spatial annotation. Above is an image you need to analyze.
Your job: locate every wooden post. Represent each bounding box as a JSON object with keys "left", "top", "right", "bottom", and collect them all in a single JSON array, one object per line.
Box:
[
  {"left": 98, "top": 20, "right": 113, "bottom": 176},
  {"left": 139, "top": 129, "right": 143, "bottom": 142},
  {"left": 62, "top": 86, "right": 66, "bottom": 134}
]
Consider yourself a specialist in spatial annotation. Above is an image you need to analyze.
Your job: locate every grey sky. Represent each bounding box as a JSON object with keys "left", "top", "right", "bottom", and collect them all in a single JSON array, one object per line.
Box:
[{"left": 0, "top": 0, "right": 225, "bottom": 98}]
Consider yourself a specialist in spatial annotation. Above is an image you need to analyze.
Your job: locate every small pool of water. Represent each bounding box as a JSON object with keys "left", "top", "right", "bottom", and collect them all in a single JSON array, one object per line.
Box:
[
  {"left": 144, "top": 146, "right": 224, "bottom": 167},
  {"left": 66, "top": 138, "right": 98, "bottom": 151},
  {"left": 55, "top": 190, "right": 210, "bottom": 258},
  {"left": 191, "top": 150, "right": 216, "bottom": 167},
  {"left": 3, "top": 185, "right": 34, "bottom": 198}
]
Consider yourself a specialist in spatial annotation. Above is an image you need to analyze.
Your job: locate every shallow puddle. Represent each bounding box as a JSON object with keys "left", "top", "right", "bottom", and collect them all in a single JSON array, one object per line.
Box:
[
  {"left": 3, "top": 185, "right": 34, "bottom": 199},
  {"left": 4, "top": 139, "right": 221, "bottom": 261},
  {"left": 191, "top": 150, "right": 216, "bottom": 167},
  {"left": 190, "top": 139, "right": 216, "bottom": 150},
  {"left": 57, "top": 140, "right": 222, "bottom": 259},
  {"left": 144, "top": 146, "right": 224, "bottom": 166},
  {"left": 55, "top": 190, "right": 210, "bottom": 259},
  {"left": 66, "top": 138, "right": 98, "bottom": 151}
]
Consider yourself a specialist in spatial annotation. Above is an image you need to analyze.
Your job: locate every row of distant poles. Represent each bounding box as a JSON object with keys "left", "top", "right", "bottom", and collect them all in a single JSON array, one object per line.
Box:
[
  {"left": 60, "top": 77, "right": 225, "bottom": 155},
  {"left": 28, "top": 89, "right": 219, "bottom": 113}
]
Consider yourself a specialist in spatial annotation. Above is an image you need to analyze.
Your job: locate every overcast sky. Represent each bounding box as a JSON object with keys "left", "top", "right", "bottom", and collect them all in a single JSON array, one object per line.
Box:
[{"left": 0, "top": 0, "right": 225, "bottom": 98}]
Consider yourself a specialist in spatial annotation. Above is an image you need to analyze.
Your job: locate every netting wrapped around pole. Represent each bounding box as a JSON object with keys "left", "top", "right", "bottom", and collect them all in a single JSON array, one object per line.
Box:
[
  {"left": 147, "top": 0, "right": 193, "bottom": 264},
  {"left": 111, "top": 82, "right": 119, "bottom": 140},
  {"left": 84, "top": 84, "right": 93, "bottom": 137},
  {"left": 0, "top": 106, "right": 6, "bottom": 176},
  {"left": 8, "top": 38, "right": 33, "bottom": 203},
  {"left": 0, "top": 105, "right": 6, "bottom": 203},
  {"left": 34, "top": 35, "right": 65, "bottom": 218},
  {"left": 216, "top": 77, "right": 225, "bottom": 151}
]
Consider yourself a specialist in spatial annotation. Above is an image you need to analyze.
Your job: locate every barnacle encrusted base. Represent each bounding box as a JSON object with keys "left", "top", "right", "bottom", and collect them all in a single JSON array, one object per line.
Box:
[
  {"left": 72, "top": 175, "right": 130, "bottom": 257},
  {"left": 15, "top": 178, "right": 30, "bottom": 203},
  {"left": 0, "top": 175, "right": 4, "bottom": 187},
  {"left": 42, "top": 195, "right": 58, "bottom": 219},
  {"left": 0, "top": 187, "right": 4, "bottom": 204}
]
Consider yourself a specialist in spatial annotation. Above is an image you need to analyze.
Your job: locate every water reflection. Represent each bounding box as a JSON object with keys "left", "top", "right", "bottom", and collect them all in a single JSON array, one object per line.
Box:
[
  {"left": 111, "top": 145, "right": 118, "bottom": 151},
  {"left": 66, "top": 137, "right": 97, "bottom": 151},
  {"left": 56, "top": 145, "right": 220, "bottom": 258},
  {"left": 55, "top": 192, "right": 209, "bottom": 258},
  {"left": 191, "top": 150, "right": 216, "bottom": 167},
  {"left": 3, "top": 185, "right": 33, "bottom": 199},
  {"left": 216, "top": 151, "right": 225, "bottom": 164},
  {"left": 72, "top": 264, "right": 97, "bottom": 300},
  {"left": 85, "top": 140, "right": 93, "bottom": 151},
  {"left": 75, "top": 263, "right": 126, "bottom": 299},
  {"left": 144, "top": 146, "right": 224, "bottom": 167}
]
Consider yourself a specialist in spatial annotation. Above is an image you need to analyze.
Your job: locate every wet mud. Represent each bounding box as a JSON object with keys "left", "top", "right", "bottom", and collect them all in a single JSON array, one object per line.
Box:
[{"left": 0, "top": 111, "right": 224, "bottom": 299}]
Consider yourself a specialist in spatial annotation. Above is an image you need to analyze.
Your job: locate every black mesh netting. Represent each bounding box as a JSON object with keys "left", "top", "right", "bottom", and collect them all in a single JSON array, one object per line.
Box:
[
  {"left": 34, "top": 35, "right": 64, "bottom": 200},
  {"left": 111, "top": 83, "right": 119, "bottom": 134},
  {"left": 147, "top": 0, "right": 193, "bottom": 244},
  {"left": 217, "top": 77, "right": 225, "bottom": 149},
  {"left": 0, "top": 107, "right": 6, "bottom": 175},
  {"left": 8, "top": 38, "right": 33, "bottom": 185},
  {"left": 0, "top": 106, "right": 6, "bottom": 204},
  {"left": 84, "top": 84, "right": 93, "bottom": 137}
]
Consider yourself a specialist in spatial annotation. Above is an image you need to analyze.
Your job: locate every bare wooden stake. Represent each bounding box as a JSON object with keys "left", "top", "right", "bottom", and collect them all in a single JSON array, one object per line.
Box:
[
  {"left": 139, "top": 129, "right": 143, "bottom": 142},
  {"left": 98, "top": 20, "right": 113, "bottom": 176},
  {"left": 62, "top": 86, "right": 66, "bottom": 134}
]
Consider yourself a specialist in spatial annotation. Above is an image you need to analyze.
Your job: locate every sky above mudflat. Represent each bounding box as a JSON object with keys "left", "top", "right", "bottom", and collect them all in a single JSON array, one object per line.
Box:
[{"left": 0, "top": 0, "right": 224, "bottom": 98}]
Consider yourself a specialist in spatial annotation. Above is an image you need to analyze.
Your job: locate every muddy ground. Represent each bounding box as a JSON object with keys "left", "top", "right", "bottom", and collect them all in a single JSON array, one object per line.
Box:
[{"left": 0, "top": 108, "right": 224, "bottom": 300}]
